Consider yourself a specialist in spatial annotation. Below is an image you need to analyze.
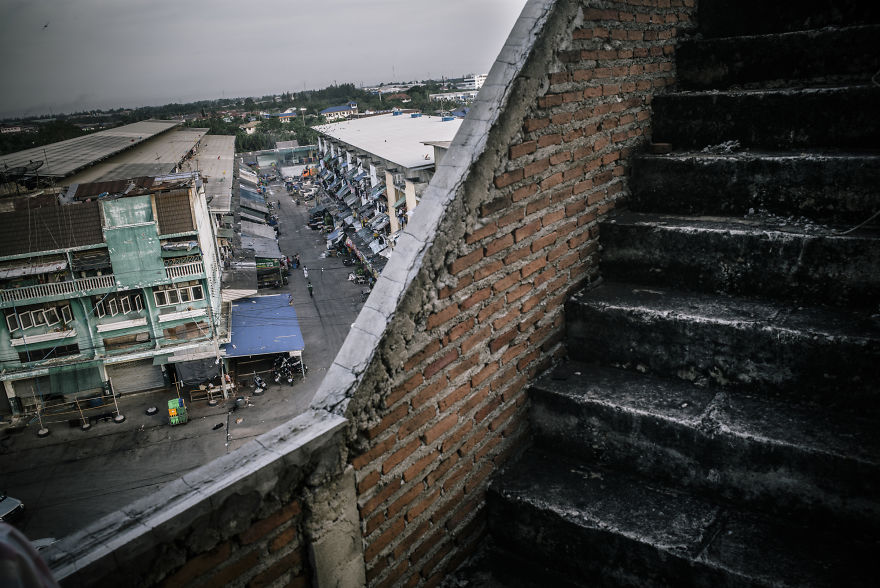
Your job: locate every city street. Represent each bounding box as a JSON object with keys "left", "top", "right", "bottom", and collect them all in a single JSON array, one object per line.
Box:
[{"left": 0, "top": 177, "right": 367, "bottom": 540}]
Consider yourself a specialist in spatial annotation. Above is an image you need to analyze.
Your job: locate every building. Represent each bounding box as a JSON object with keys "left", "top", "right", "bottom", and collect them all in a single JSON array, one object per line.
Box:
[
  {"left": 0, "top": 172, "right": 223, "bottom": 417},
  {"left": 319, "top": 102, "right": 358, "bottom": 122},
  {"left": 429, "top": 90, "right": 480, "bottom": 102},
  {"left": 312, "top": 111, "right": 462, "bottom": 278}
]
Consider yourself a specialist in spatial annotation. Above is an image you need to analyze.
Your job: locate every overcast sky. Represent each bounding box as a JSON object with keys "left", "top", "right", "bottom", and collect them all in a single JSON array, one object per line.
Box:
[{"left": 0, "top": 0, "right": 529, "bottom": 119}]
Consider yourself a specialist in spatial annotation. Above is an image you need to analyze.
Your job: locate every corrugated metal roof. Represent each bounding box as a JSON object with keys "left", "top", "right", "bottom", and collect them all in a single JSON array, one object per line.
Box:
[
  {"left": 0, "top": 120, "right": 181, "bottom": 178},
  {"left": 0, "top": 201, "right": 103, "bottom": 257}
]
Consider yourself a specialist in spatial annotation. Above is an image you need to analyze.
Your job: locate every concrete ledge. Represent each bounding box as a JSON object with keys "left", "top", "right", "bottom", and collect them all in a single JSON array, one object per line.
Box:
[{"left": 47, "top": 409, "right": 347, "bottom": 585}]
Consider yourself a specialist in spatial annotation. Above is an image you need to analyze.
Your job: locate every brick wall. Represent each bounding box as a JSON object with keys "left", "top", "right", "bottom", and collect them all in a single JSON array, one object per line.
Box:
[{"left": 348, "top": 1, "right": 695, "bottom": 586}]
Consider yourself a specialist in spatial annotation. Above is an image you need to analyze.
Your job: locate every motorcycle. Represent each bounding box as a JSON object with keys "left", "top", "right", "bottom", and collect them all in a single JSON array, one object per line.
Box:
[{"left": 253, "top": 375, "right": 266, "bottom": 395}]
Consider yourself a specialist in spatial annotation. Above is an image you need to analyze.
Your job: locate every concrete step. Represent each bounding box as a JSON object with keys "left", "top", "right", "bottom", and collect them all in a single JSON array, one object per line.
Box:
[
  {"left": 677, "top": 25, "right": 880, "bottom": 90},
  {"left": 695, "top": 0, "right": 880, "bottom": 38},
  {"left": 530, "top": 362, "right": 880, "bottom": 534},
  {"left": 629, "top": 150, "right": 880, "bottom": 226},
  {"left": 488, "top": 449, "right": 876, "bottom": 587},
  {"left": 651, "top": 85, "right": 880, "bottom": 150},
  {"left": 598, "top": 210, "right": 880, "bottom": 308},
  {"left": 565, "top": 282, "right": 880, "bottom": 402}
]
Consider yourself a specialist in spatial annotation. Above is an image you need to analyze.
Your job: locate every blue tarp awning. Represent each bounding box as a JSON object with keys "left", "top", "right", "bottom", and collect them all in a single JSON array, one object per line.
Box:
[
  {"left": 225, "top": 295, "right": 305, "bottom": 357},
  {"left": 326, "top": 228, "right": 342, "bottom": 241}
]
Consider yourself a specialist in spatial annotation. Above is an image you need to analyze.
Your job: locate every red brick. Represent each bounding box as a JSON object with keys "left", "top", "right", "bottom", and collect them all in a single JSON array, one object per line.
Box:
[
  {"left": 537, "top": 133, "right": 562, "bottom": 148},
  {"left": 427, "top": 302, "right": 459, "bottom": 331},
  {"left": 540, "top": 172, "right": 563, "bottom": 191},
  {"left": 514, "top": 219, "right": 541, "bottom": 243},
  {"left": 498, "top": 207, "right": 525, "bottom": 228},
  {"left": 489, "top": 328, "right": 517, "bottom": 354},
  {"left": 509, "top": 141, "right": 537, "bottom": 160},
  {"left": 542, "top": 208, "right": 565, "bottom": 228},
  {"left": 404, "top": 340, "right": 442, "bottom": 372},
  {"left": 471, "top": 362, "right": 499, "bottom": 388},
  {"left": 446, "top": 317, "right": 475, "bottom": 345},
  {"left": 485, "top": 232, "right": 514, "bottom": 257},
  {"left": 523, "top": 117, "right": 549, "bottom": 133},
  {"left": 526, "top": 195, "right": 551, "bottom": 216},
  {"left": 268, "top": 528, "right": 298, "bottom": 554},
  {"left": 358, "top": 469, "right": 381, "bottom": 494},
  {"left": 406, "top": 486, "right": 442, "bottom": 523},
  {"left": 207, "top": 550, "right": 260, "bottom": 588},
  {"left": 368, "top": 403, "right": 407, "bottom": 440},
  {"left": 353, "top": 435, "right": 397, "bottom": 471},
  {"left": 461, "top": 325, "right": 491, "bottom": 355},
  {"left": 423, "top": 413, "right": 459, "bottom": 445},
  {"left": 438, "top": 382, "right": 471, "bottom": 413},
  {"left": 162, "top": 542, "right": 232, "bottom": 588},
  {"left": 365, "top": 516, "right": 405, "bottom": 562},
  {"left": 465, "top": 222, "right": 498, "bottom": 244},
  {"left": 511, "top": 183, "right": 538, "bottom": 203},
  {"left": 503, "top": 245, "right": 530, "bottom": 265},
  {"left": 494, "top": 168, "right": 523, "bottom": 189},
  {"left": 523, "top": 158, "right": 550, "bottom": 179},
  {"left": 521, "top": 257, "right": 546, "bottom": 279},
  {"left": 398, "top": 406, "right": 437, "bottom": 440},
  {"left": 412, "top": 375, "right": 448, "bottom": 409},
  {"left": 477, "top": 298, "right": 506, "bottom": 326},
  {"left": 449, "top": 248, "right": 483, "bottom": 275},
  {"left": 461, "top": 286, "right": 491, "bottom": 311},
  {"left": 383, "top": 437, "right": 421, "bottom": 475},
  {"left": 387, "top": 372, "right": 423, "bottom": 408},
  {"left": 240, "top": 501, "right": 302, "bottom": 545},
  {"left": 388, "top": 482, "right": 425, "bottom": 519},
  {"left": 447, "top": 352, "right": 481, "bottom": 381},
  {"left": 427, "top": 452, "right": 461, "bottom": 486},
  {"left": 492, "top": 270, "right": 521, "bottom": 294},
  {"left": 550, "top": 151, "right": 571, "bottom": 166},
  {"left": 507, "top": 283, "right": 532, "bottom": 304},
  {"left": 250, "top": 550, "right": 305, "bottom": 588},
  {"left": 474, "top": 259, "right": 503, "bottom": 281}
]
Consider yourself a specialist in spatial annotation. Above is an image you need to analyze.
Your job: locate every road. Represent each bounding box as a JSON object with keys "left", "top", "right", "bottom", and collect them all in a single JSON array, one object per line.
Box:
[{"left": 0, "top": 179, "right": 365, "bottom": 540}]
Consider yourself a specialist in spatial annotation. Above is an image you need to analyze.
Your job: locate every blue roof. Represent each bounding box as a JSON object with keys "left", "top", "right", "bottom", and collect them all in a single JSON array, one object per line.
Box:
[
  {"left": 225, "top": 295, "right": 305, "bottom": 357},
  {"left": 321, "top": 102, "right": 357, "bottom": 114}
]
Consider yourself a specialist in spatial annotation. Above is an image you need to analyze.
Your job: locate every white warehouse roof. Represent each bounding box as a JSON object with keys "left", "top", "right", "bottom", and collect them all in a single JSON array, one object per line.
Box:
[{"left": 313, "top": 113, "right": 463, "bottom": 171}]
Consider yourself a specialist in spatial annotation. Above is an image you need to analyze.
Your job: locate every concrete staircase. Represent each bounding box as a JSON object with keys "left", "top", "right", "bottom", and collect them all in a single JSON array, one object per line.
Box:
[{"left": 478, "top": 2, "right": 880, "bottom": 586}]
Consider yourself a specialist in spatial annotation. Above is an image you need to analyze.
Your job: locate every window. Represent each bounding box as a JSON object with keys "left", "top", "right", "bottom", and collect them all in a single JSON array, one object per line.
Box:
[
  {"left": 179, "top": 288, "right": 191, "bottom": 303},
  {"left": 19, "top": 312, "right": 33, "bottom": 329},
  {"left": 134, "top": 295, "right": 143, "bottom": 312},
  {"left": 108, "top": 299, "right": 118, "bottom": 316},
  {"left": 96, "top": 300, "right": 106, "bottom": 318},
  {"left": 32, "top": 310, "right": 46, "bottom": 326},
  {"left": 6, "top": 313, "right": 19, "bottom": 333},
  {"left": 61, "top": 305, "right": 73, "bottom": 323},
  {"left": 191, "top": 285, "right": 204, "bottom": 300},
  {"left": 167, "top": 289, "right": 180, "bottom": 305},
  {"left": 154, "top": 291, "right": 168, "bottom": 306},
  {"left": 120, "top": 296, "right": 131, "bottom": 314},
  {"left": 44, "top": 307, "right": 60, "bottom": 326}
]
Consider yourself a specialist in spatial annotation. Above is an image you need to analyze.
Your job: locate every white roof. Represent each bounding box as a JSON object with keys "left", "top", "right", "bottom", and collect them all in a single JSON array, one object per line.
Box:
[{"left": 314, "top": 113, "right": 462, "bottom": 171}]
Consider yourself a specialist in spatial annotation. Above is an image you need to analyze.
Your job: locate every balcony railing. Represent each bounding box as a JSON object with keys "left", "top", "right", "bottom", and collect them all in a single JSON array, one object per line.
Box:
[
  {"left": 165, "top": 261, "right": 204, "bottom": 280},
  {"left": 0, "top": 261, "right": 203, "bottom": 304},
  {"left": 0, "top": 275, "right": 115, "bottom": 303}
]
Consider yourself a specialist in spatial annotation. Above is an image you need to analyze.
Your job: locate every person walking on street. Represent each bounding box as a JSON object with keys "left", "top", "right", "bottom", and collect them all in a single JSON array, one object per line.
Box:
[{"left": 307, "top": 281, "right": 313, "bottom": 297}]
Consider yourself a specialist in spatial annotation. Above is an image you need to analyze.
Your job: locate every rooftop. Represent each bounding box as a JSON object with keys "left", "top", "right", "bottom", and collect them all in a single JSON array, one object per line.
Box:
[
  {"left": 63, "top": 127, "right": 207, "bottom": 186},
  {"left": 314, "top": 113, "right": 463, "bottom": 170},
  {"left": 0, "top": 120, "right": 181, "bottom": 179}
]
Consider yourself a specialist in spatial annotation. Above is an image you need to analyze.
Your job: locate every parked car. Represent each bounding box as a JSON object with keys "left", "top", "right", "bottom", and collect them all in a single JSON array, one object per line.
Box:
[{"left": 0, "top": 491, "right": 24, "bottom": 522}]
